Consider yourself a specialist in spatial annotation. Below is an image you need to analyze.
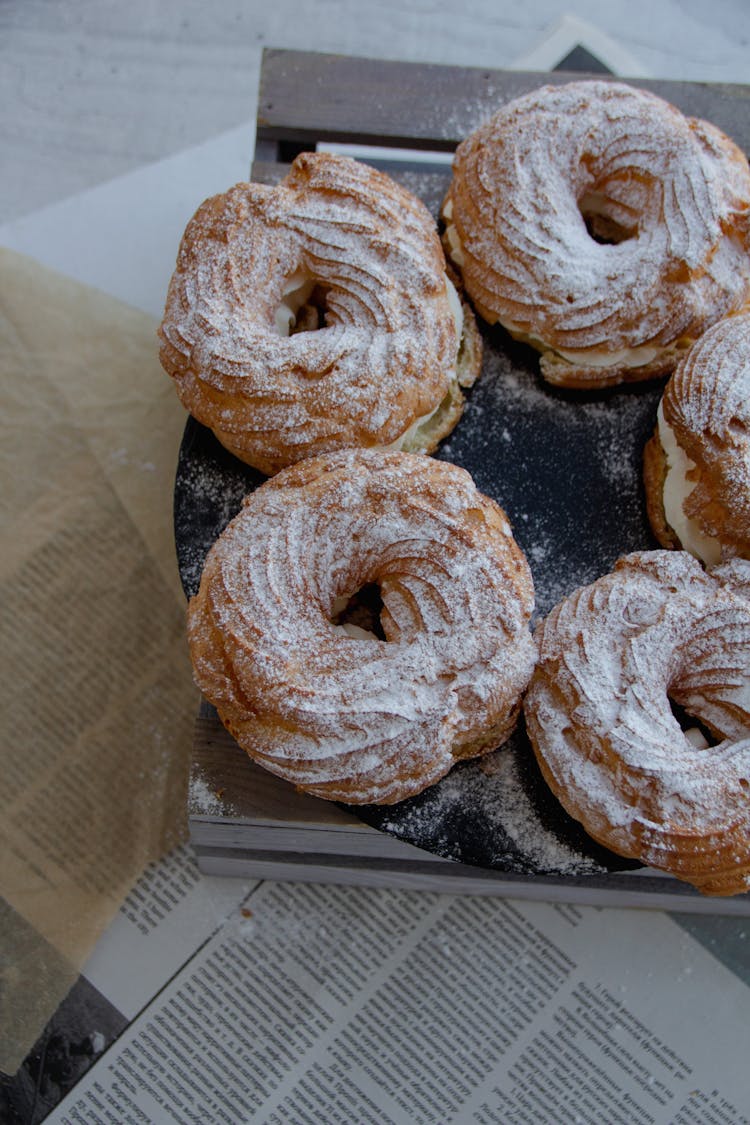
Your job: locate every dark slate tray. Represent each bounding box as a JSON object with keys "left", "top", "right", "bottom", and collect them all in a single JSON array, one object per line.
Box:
[
  {"left": 174, "top": 55, "right": 750, "bottom": 882},
  {"left": 174, "top": 299, "right": 663, "bottom": 877}
]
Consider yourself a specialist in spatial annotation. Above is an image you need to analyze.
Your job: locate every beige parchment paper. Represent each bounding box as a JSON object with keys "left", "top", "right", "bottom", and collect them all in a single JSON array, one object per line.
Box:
[{"left": 0, "top": 248, "right": 199, "bottom": 1072}]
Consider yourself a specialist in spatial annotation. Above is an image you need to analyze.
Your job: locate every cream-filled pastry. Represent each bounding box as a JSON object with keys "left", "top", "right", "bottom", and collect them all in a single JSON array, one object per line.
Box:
[
  {"left": 160, "top": 152, "right": 481, "bottom": 475},
  {"left": 524, "top": 551, "right": 750, "bottom": 896},
  {"left": 443, "top": 81, "right": 750, "bottom": 389},
  {"left": 644, "top": 314, "right": 750, "bottom": 563},
  {"left": 188, "top": 449, "right": 536, "bottom": 805}
]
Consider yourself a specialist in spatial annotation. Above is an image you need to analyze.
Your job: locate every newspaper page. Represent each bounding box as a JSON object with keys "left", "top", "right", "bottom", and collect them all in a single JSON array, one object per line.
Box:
[
  {"left": 0, "top": 844, "right": 255, "bottom": 1122},
  {"left": 81, "top": 845, "right": 257, "bottom": 1022},
  {"left": 46, "top": 879, "right": 750, "bottom": 1125}
]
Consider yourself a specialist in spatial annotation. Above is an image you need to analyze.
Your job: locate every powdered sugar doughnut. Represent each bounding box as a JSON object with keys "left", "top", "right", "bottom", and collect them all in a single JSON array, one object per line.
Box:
[
  {"left": 188, "top": 449, "right": 536, "bottom": 804},
  {"left": 443, "top": 80, "right": 750, "bottom": 389},
  {"left": 644, "top": 312, "right": 750, "bottom": 565},
  {"left": 524, "top": 551, "right": 750, "bottom": 896},
  {"left": 159, "top": 152, "right": 481, "bottom": 475}
]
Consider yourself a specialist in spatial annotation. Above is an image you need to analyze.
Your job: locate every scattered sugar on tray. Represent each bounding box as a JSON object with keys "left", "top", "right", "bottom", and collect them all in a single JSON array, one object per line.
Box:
[
  {"left": 438, "top": 79, "right": 532, "bottom": 146},
  {"left": 381, "top": 745, "right": 605, "bottom": 876},
  {"left": 190, "top": 769, "right": 238, "bottom": 816},
  {"left": 175, "top": 448, "right": 253, "bottom": 595},
  {"left": 447, "top": 339, "right": 661, "bottom": 618},
  {"left": 476, "top": 751, "right": 604, "bottom": 874}
]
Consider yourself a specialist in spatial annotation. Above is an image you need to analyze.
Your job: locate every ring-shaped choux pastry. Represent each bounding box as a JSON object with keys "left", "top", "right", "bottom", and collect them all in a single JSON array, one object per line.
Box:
[
  {"left": 524, "top": 551, "right": 750, "bottom": 895},
  {"left": 644, "top": 312, "right": 750, "bottom": 565},
  {"left": 443, "top": 80, "right": 750, "bottom": 389},
  {"left": 160, "top": 152, "right": 481, "bottom": 475},
  {"left": 188, "top": 449, "right": 536, "bottom": 805}
]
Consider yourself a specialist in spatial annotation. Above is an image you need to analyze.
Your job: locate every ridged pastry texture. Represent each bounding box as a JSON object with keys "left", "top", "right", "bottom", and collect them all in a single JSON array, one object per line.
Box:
[
  {"left": 188, "top": 449, "right": 536, "bottom": 804},
  {"left": 443, "top": 80, "right": 750, "bottom": 389},
  {"left": 159, "top": 152, "right": 481, "bottom": 475},
  {"left": 524, "top": 551, "right": 750, "bottom": 895},
  {"left": 644, "top": 312, "right": 750, "bottom": 562}
]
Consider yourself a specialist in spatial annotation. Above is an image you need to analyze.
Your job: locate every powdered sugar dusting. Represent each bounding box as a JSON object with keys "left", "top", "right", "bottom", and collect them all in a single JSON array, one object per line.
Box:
[
  {"left": 160, "top": 152, "right": 465, "bottom": 474},
  {"left": 439, "top": 333, "right": 661, "bottom": 620},
  {"left": 174, "top": 427, "right": 259, "bottom": 598},
  {"left": 381, "top": 746, "right": 605, "bottom": 876},
  {"left": 525, "top": 550, "right": 750, "bottom": 893},
  {"left": 187, "top": 449, "right": 536, "bottom": 805},
  {"left": 190, "top": 769, "right": 238, "bottom": 816},
  {"left": 662, "top": 312, "right": 750, "bottom": 557},
  {"left": 448, "top": 81, "right": 750, "bottom": 375}
]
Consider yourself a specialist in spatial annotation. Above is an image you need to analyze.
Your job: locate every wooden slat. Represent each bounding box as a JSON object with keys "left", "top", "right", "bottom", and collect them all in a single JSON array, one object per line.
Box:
[
  {"left": 257, "top": 48, "right": 750, "bottom": 154},
  {"left": 190, "top": 707, "right": 366, "bottom": 829},
  {"left": 189, "top": 845, "right": 750, "bottom": 914}
]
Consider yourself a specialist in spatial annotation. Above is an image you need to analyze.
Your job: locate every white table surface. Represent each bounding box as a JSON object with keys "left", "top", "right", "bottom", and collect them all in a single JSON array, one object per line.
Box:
[{"left": 1, "top": 0, "right": 749, "bottom": 225}]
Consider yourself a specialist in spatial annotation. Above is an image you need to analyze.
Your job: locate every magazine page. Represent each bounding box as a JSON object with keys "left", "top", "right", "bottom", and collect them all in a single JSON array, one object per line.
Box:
[
  {"left": 81, "top": 844, "right": 257, "bottom": 1021},
  {"left": 50, "top": 883, "right": 750, "bottom": 1125}
]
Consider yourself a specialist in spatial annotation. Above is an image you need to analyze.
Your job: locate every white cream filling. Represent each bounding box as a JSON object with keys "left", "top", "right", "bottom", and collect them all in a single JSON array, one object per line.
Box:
[
  {"left": 552, "top": 341, "right": 662, "bottom": 370},
  {"left": 442, "top": 198, "right": 465, "bottom": 268},
  {"left": 330, "top": 596, "right": 379, "bottom": 641},
  {"left": 684, "top": 727, "right": 710, "bottom": 750},
  {"left": 275, "top": 272, "right": 316, "bottom": 336},
  {"left": 385, "top": 401, "right": 443, "bottom": 451},
  {"left": 334, "top": 622, "right": 379, "bottom": 640},
  {"left": 657, "top": 401, "right": 722, "bottom": 567},
  {"left": 444, "top": 273, "right": 464, "bottom": 340},
  {"left": 508, "top": 325, "right": 664, "bottom": 370}
]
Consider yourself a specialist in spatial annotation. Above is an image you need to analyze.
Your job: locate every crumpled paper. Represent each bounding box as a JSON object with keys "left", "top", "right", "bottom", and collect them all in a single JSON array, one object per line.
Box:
[{"left": 0, "top": 248, "right": 198, "bottom": 1073}]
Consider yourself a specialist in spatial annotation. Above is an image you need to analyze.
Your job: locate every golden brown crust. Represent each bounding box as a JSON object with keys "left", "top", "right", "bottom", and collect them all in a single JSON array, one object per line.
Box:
[
  {"left": 159, "top": 152, "right": 480, "bottom": 474},
  {"left": 643, "top": 430, "right": 681, "bottom": 550},
  {"left": 661, "top": 314, "right": 750, "bottom": 557},
  {"left": 524, "top": 551, "right": 750, "bottom": 896},
  {"left": 188, "top": 449, "right": 537, "bottom": 805},
  {"left": 399, "top": 298, "right": 482, "bottom": 456}
]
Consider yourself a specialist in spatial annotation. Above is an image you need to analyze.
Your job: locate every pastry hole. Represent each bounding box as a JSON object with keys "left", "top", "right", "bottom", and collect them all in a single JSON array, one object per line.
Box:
[
  {"left": 330, "top": 583, "right": 387, "bottom": 641},
  {"left": 578, "top": 191, "right": 637, "bottom": 245},
  {"left": 668, "top": 698, "right": 719, "bottom": 749},
  {"left": 290, "top": 283, "right": 330, "bottom": 335},
  {"left": 274, "top": 274, "right": 331, "bottom": 336}
]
